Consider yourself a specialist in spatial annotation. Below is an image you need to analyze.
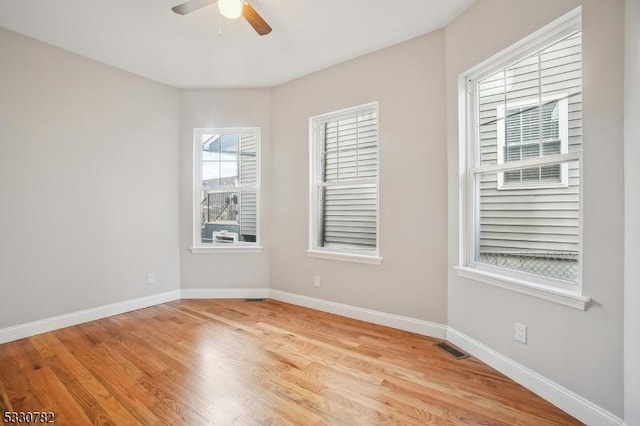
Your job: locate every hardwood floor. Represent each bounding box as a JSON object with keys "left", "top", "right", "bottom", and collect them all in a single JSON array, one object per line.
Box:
[{"left": 0, "top": 299, "right": 582, "bottom": 425}]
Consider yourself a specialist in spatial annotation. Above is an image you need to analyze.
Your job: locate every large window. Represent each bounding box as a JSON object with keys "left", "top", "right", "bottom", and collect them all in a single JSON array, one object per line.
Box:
[
  {"left": 192, "top": 128, "right": 260, "bottom": 251},
  {"left": 458, "top": 9, "right": 589, "bottom": 308},
  {"left": 308, "top": 103, "right": 381, "bottom": 264}
]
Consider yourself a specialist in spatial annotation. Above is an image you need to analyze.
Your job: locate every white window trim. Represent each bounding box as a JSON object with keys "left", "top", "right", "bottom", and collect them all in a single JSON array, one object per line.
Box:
[
  {"left": 496, "top": 95, "right": 569, "bottom": 190},
  {"left": 454, "top": 266, "right": 590, "bottom": 310},
  {"left": 308, "top": 102, "right": 382, "bottom": 263},
  {"left": 306, "top": 249, "right": 382, "bottom": 265},
  {"left": 457, "top": 7, "right": 589, "bottom": 310},
  {"left": 191, "top": 127, "right": 261, "bottom": 253},
  {"left": 190, "top": 245, "right": 263, "bottom": 254}
]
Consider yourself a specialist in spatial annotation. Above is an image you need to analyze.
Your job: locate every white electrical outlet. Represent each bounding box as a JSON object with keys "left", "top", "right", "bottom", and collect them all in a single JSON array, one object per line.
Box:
[
  {"left": 515, "top": 322, "right": 527, "bottom": 344},
  {"left": 147, "top": 273, "right": 155, "bottom": 285},
  {"left": 313, "top": 276, "right": 321, "bottom": 288}
]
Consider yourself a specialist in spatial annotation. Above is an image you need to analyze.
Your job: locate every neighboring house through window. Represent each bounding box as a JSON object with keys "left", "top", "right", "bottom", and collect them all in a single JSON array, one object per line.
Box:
[
  {"left": 457, "top": 8, "right": 589, "bottom": 309},
  {"left": 192, "top": 128, "right": 260, "bottom": 252},
  {"left": 308, "top": 102, "right": 381, "bottom": 264},
  {"left": 497, "top": 96, "right": 569, "bottom": 188}
]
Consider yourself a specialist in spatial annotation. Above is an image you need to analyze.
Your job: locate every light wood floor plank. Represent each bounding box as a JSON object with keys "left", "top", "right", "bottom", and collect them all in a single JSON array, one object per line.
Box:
[{"left": 0, "top": 299, "right": 582, "bottom": 425}]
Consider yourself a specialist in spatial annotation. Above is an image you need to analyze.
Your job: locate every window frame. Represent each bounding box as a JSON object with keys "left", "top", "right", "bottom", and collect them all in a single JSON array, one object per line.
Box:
[
  {"left": 455, "top": 7, "right": 590, "bottom": 310},
  {"left": 191, "top": 127, "right": 262, "bottom": 253},
  {"left": 307, "top": 102, "right": 382, "bottom": 265}
]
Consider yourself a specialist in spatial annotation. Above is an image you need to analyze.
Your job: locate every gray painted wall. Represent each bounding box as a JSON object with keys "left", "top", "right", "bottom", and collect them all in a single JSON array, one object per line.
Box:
[
  {"left": 270, "top": 31, "right": 449, "bottom": 323},
  {"left": 0, "top": 28, "right": 181, "bottom": 328},
  {"left": 179, "top": 89, "right": 271, "bottom": 289},
  {"left": 446, "top": 0, "right": 624, "bottom": 416},
  {"left": 624, "top": 0, "right": 640, "bottom": 423}
]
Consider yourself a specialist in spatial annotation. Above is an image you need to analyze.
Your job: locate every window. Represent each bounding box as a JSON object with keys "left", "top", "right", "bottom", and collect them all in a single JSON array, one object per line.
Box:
[
  {"left": 457, "top": 9, "right": 589, "bottom": 309},
  {"left": 497, "top": 97, "right": 569, "bottom": 188},
  {"left": 192, "top": 128, "right": 260, "bottom": 252},
  {"left": 308, "top": 103, "right": 381, "bottom": 264}
]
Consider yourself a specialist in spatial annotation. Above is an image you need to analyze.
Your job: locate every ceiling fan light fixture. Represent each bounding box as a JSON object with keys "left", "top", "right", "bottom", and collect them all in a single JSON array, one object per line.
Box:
[{"left": 218, "top": 0, "right": 243, "bottom": 19}]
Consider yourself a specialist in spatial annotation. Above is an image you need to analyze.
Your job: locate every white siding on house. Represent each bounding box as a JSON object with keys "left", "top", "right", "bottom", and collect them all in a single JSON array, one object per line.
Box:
[
  {"left": 320, "top": 110, "right": 378, "bottom": 249},
  {"left": 322, "top": 185, "right": 377, "bottom": 247},
  {"left": 477, "top": 32, "right": 582, "bottom": 266},
  {"left": 240, "top": 132, "right": 258, "bottom": 237}
]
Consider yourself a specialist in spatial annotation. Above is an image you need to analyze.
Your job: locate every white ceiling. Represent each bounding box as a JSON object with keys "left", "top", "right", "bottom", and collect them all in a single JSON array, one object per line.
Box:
[{"left": 0, "top": 0, "right": 474, "bottom": 88}]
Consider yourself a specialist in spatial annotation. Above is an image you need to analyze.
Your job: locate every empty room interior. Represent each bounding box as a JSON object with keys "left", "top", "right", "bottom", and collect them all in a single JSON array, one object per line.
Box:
[{"left": 0, "top": 0, "right": 638, "bottom": 425}]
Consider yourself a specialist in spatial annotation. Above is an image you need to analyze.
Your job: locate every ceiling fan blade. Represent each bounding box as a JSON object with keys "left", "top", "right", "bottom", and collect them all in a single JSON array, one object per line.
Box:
[
  {"left": 242, "top": 3, "right": 272, "bottom": 36},
  {"left": 171, "top": 0, "right": 217, "bottom": 15}
]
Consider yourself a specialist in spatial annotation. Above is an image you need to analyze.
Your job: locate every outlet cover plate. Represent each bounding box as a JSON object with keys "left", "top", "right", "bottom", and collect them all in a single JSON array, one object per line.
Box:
[{"left": 515, "top": 322, "right": 527, "bottom": 344}]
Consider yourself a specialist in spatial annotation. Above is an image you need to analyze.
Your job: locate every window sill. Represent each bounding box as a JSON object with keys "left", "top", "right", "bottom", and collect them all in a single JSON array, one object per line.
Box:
[
  {"left": 307, "top": 250, "right": 383, "bottom": 265},
  {"left": 454, "top": 266, "right": 590, "bottom": 311},
  {"left": 190, "top": 245, "right": 263, "bottom": 254}
]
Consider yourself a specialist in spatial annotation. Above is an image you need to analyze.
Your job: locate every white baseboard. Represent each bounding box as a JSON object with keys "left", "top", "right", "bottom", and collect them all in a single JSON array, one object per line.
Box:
[
  {"left": 447, "top": 328, "right": 624, "bottom": 426},
  {"left": 0, "top": 290, "right": 181, "bottom": 345},
  {"left": 181, "top": 287, "right": 270, "bottom": 299},
  {"left": 268, "top": 289, "right": 448, "bottom": 339}
]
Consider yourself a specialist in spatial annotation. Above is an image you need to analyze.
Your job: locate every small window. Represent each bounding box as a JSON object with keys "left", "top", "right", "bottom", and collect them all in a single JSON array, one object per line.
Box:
[
  {"left": 308, "top": 103, "right": 381, "bottom": 264},
  {"left": 496, "top": 97, "right": 569, "bottom": 188},
  {"left": 192, "top": 128, "right": 260, "bottom": 251}
]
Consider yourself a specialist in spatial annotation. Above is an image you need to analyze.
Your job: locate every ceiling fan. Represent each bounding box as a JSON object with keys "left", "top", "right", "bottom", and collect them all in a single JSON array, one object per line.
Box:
[{"left": 172, "top": 0, "right": 272, "bottom": 36}]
